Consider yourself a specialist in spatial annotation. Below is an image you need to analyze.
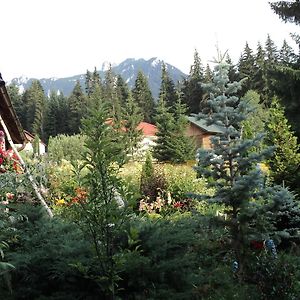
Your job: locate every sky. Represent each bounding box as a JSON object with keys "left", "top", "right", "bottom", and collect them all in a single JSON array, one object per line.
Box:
[{"left": 1, "top": 0, "right": 298, "bottom": 81}]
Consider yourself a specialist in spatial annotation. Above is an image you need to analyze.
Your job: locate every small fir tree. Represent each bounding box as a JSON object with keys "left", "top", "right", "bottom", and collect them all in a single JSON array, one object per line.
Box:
[
  {"left": 154, "top": 95, "right": 195, "bottom": 163},
  {"left": 153, "top": 97, "right": 175, "bottom": 162},
  {"left": 170, "top": 98, "right": 196, "bottom": 163},
  {"left": 122, "top": 92, "right": 143, "bottom": 157},
  {"left": 265, "top": 98, "right": 300, "bottom": 193}
]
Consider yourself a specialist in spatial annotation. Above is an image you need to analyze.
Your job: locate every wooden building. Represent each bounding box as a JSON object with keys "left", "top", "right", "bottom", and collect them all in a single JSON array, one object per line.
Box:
[{"left": 186, "top": 115, "right": 224, "bottom": 149}]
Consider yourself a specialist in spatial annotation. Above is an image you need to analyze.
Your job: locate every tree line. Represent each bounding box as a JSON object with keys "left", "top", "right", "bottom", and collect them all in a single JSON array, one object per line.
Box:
[{"left": 8, "top": 33, "right": 300, "bottom": 142}]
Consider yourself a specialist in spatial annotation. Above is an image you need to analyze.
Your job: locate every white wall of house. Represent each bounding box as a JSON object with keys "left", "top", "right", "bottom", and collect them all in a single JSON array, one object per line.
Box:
[{"left": 15, "top": 142, "right": 46, "bottom": 155}]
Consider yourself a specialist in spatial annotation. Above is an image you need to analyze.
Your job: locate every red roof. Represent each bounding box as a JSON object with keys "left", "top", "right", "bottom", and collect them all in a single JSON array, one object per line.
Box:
[
  {"left": 105, "top": 119, "right": 157, "bottom": 137},
  {"left": 137, "top": 122, "right": 157, "bottom": 137}
]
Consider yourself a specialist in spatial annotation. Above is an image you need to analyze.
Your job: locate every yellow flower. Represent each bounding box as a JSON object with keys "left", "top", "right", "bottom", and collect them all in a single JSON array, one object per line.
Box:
[
  {"left": 258, "top": 163, "right": 269, "bottom": 174},
  {"left": 56, "top": 199, "right": 65, "bottom": 206}
]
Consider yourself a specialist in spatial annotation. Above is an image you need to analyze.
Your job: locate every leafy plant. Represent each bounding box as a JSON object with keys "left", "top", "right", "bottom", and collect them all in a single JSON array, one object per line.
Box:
[{"left": 73, "top": 102, "right": 130, "bottom": 299}]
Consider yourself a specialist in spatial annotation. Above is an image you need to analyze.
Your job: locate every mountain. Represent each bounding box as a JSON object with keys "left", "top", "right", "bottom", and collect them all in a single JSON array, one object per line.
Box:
[{"left": 9, "top": 58, "right": 187, "bottom": 99}]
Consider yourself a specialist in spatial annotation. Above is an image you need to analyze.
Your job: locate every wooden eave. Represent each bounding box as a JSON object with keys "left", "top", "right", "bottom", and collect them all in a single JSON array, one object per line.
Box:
[{"left": 0, "top": 76, "right": 26, "bottom": 144}]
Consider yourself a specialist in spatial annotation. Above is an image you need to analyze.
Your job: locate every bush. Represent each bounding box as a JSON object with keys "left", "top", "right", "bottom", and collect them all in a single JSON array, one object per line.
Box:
[
  {"left": 164, "top": 164, "right": 214, "bottom": 201},
  {"left": 47, "top": 134, "right": 86, "bottom": 163},
  {"left": 0, "top": 205, "right": 98, "bottom": 300}
]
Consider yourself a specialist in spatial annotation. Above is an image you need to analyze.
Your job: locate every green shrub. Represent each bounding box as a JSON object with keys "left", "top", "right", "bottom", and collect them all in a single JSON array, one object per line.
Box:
[
  {"left": 164, "top": 164, "right": 214, "bottom": 201},
  {"left": 47, "top": 134, "right": 86, "bottom": 163},
  {"left": 0, "top": 205, "right": 98, "bottom": 300}
]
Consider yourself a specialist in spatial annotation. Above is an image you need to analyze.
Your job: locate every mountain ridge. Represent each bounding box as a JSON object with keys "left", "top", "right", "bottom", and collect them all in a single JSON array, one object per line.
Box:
[{"left": 9, "top": 57, "right": 187, "bottom": 99}]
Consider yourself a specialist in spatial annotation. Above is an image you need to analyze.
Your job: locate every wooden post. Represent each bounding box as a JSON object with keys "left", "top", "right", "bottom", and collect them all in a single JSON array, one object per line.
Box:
[{"left": 0, "top": 114, "right": 53, "bottom": 218}]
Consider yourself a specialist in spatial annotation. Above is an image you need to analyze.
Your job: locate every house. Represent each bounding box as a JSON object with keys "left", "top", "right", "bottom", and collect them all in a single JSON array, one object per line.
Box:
[
  {"left": 22, "top": 130, "right": 46, "bottom": 155},
  {"left": 0, "top": 74, "right": 26, "bottom": 146},
  {"left": 135, "top": 122, "right": 158, "bottom": 156},
  {"left": 105, "top": 119, "right": 158, "bottom": 158},
  {"left": 186, "top": 115, "right": 224, "bottom": 149}
]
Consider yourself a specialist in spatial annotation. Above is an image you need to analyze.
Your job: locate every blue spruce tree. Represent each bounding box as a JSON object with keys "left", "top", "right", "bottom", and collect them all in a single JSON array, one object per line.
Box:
[{"left": 194, "top": 53, "right": 300, "bottom": 278}]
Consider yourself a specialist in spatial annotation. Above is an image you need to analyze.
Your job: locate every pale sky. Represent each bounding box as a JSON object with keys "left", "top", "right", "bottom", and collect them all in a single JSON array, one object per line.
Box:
[{"left": 1, "top": 0, "right": 298, "bottom": 81}]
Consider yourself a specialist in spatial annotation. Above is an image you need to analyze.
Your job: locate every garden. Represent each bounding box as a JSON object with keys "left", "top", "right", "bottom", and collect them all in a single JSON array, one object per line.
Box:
[{"left": 1, "top": 59, "right": 300, "bottom": 300}]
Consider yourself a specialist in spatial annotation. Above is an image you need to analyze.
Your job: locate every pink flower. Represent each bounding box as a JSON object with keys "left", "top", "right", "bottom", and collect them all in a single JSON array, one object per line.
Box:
[
  {"left": 173, "top": 201, "right": 184, "bottom": 208},
  {"left": 6, "top": 193, "right": 14, "bottom": 200}
]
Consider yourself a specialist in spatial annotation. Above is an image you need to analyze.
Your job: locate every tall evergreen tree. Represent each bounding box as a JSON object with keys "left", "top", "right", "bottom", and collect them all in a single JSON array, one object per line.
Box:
[
  {"left": 265, "top": 34, "right": 279, "bottom": 64},
  {"left": 85, "top": 67, "right": 102, "bottom": 96},
  {"left": 279, "top": 39, "right": 297, "bottom": 64},
  {"left": 68, "top": 81, "right": 87, "bottom": 134},
  {"left": 265, "top": 99, "right": 300, "bottom": 193},
  {"left": 170, "top": 98, "right": 196, "bottom": 163},
  {"left": 181, "top": 49, "right": 205, "bottom": 114},
  {"left": 203, "top": 64, "right": 213, "bottom": 83},
  {"left": 44, "top": 91, "right": 69, "bottom": 140},
  {"left": 153, "top": 97, "right": 176, "bottom": 162},
  {"left": 238, "top": 42, "right": 256, "bottom": 95},
  {"left": 132, "top": 71, "right": 155, "bottom": 123},
  {"left": 85, "top": 68, "right": 103, "bottom": 114},
  {"left": 21, "top": 80, "right": 46, "bottom": 138},
  {"left": 226, "top": 53, "right": 239, "bottom": 82},
  {"left": 122, "top": 92, "right": 143, "bottom": 156},
  {"left": 115, "top": 75, "right": 129, "bottom": 107},
  {"left": 103, "top": 65, "right": 122, "bottom": 122},
  {"left": 269, "top": 2, "right": 300, "bottom": 138},
  {"left": 159, "top": 62, "right": 178, "bottom": 108},
  {"left": 7, "top": 83, "right": 26, "bottom": 127},
  {"left": 253, "top": 42, "right": 266, "bottom": 95},
  {"left": 153, "top": 95, "right": 194, "bottom": 163}
]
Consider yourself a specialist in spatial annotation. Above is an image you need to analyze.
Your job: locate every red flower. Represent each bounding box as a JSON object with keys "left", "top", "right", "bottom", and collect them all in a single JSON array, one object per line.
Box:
[
  {"left": 173, "top": 201, "right": 184, "bottom": 208},
  {"left": 250, "top": 240, "right": 264, "bottom": 250},
  {"left": 0, "top": 157, "right": 3, "bottom": 165}
]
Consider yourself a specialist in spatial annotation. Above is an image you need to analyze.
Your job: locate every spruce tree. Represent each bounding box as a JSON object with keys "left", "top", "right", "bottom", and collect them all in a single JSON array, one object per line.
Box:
[
  {"left": 122, "top": 92, "right": 143, "bottom": 157},
  {"left": 253, "top": 42, "right": 266, "bottom": 95},
  {"left": 68, "top": 81, "right": 87, "bottom": 135},
  {"left": 153, "top": 96, "right": 194, "bottom": 163},
  {"left": 203, "top": 64, "right": 213, "bottom": 83},
  {"left": 194, "top": 54, "right": 298, "bottom": 278},
  {"left": 159, "top": 62, "right": 178, "bottom": 108},
  {"left": 132, "top": 71, "right": 154, "bottom": 123},
  {"left": 181, "top": 49, "right": 205, "bottom": 114},
  {"left": 238, "top": 42, "right": 256, "bottom": 95},
  {"left": 279, "top": 39, "right": 297, "bottom": 65},
  {"left": 153, "top": 97, "right": 175, "bottom": 162},
  {"left": 85, "top": 67, "right": 102, "bottom": 96},
  {"left": 115, "top": 75, "right": 129, "bottom": 107},
  {"left": 265, "top": 99, "right": 300, "bottom": 193},
  {"left": 170, "top": 98, "right": 196, "bottom": 163},
  {"left": 44, "top": 91, "right": 69, "bottom": 140},
  {"left": 269, "top": 2, "right": 300, "bottom": 138},
  {"left": 21, "top": 80, "right": 46, "bottom": 138},
  {"left": 103, "top": 65, "right": 122, "bottom": 122},
  {"left": 226, "top": 53, "right": 239, "bottom": 82}
]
